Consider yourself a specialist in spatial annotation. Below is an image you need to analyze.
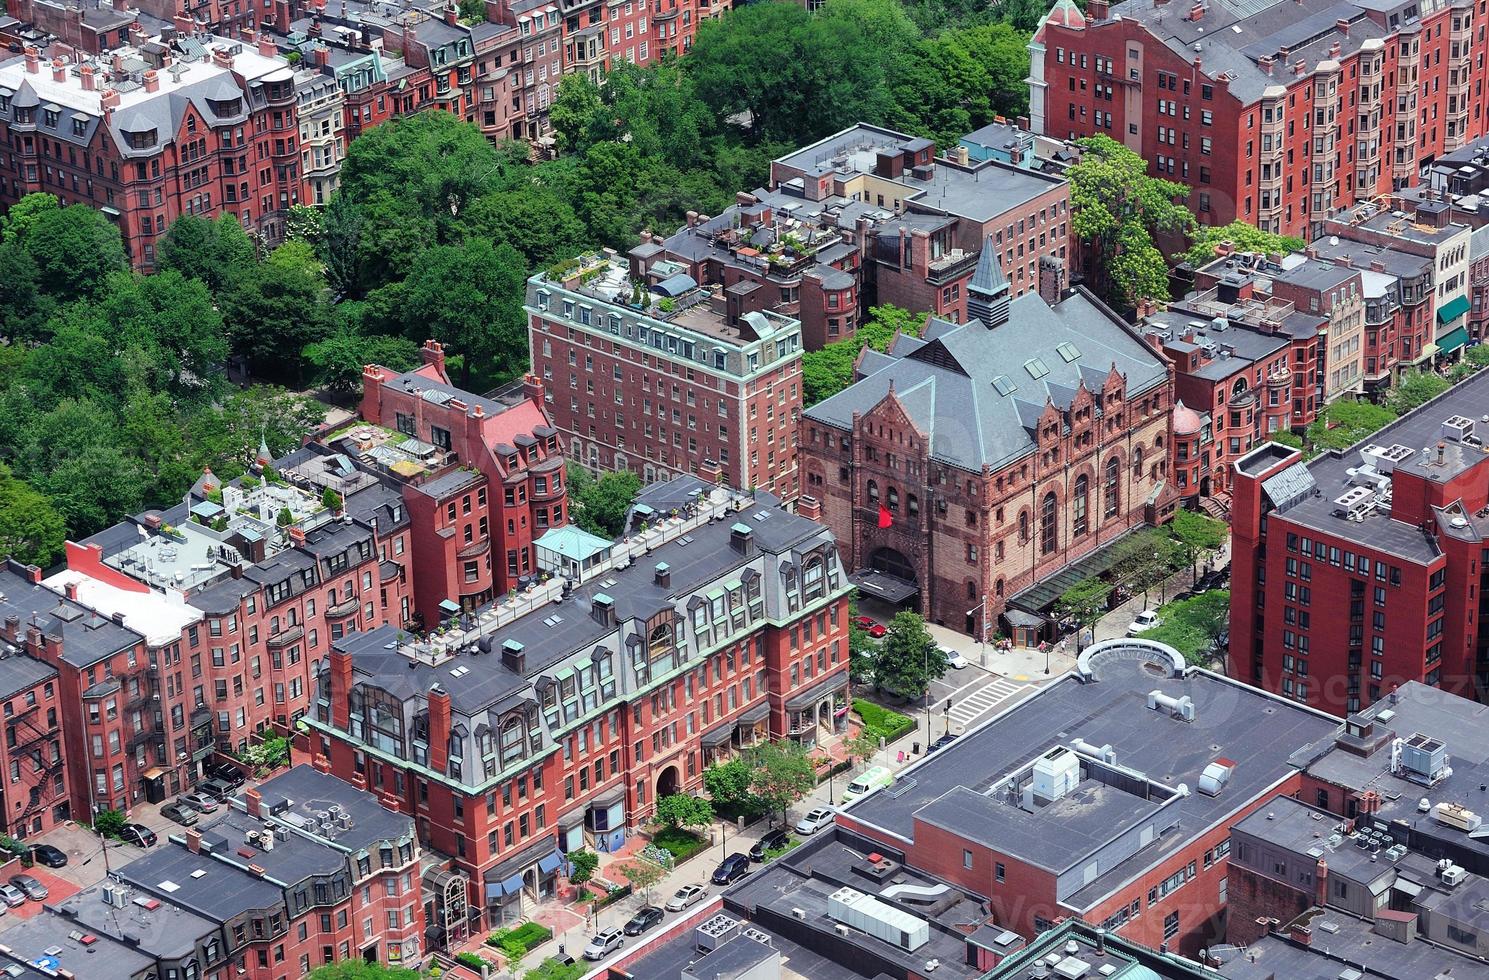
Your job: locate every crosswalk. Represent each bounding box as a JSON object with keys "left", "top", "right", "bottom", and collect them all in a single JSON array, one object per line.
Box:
[{"left": 946, "top": 676, "right": 1033, "bottom": 729}]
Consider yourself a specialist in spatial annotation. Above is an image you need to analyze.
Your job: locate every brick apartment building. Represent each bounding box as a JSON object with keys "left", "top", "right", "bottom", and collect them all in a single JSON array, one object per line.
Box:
[
  {"left": 1230, "top": 368, "right": 1489, "bottom": 716},
  {"left": 357, "top": 341, "right": 568, "bottom": 621},
  {"left": 1029, "top": 0, "right": 1488, "bottom": 240},
  {"left": 303, "top": 477, "right": 851, "bottom": 930},
  {"left": 834, "top": 639, "right": 1337, "bottom": 958},
  {"left": 0, "top": 630, "right": 67, "bottom": 842},
  {"left": 657, "top": 124, "right": 1071, "bottom": 350},
  {"left": 801, "top": 246, "right": 1172, "bottom": 639},
  {"left": 6, "top": 0, "right": 136, "bottom": 55},
  {"left": 526, "top": 252, "right": 804, "bottom": 500},
  {"left": 0, "top": 33, "right": 310, "bottom": 267},
  {"left": 0, "top": 764, "right": 424, "bottom": 978}
]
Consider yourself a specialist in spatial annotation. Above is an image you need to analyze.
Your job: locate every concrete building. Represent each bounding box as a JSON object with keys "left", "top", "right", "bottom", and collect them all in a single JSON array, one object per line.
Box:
[
  {"left": 526, "top": 252, "right": 804, "bottom": 500},
  {"left": 1229, "top": 369, "right": 1489, "bottom": 715},
  {"left": 304, "top": 478, "right": 851, "bottom": 931},
  {"left": 800, "top": 246, "right": 1172, "bottom": 639},
  {"left": 835, "top": 639, "right": 1338, "bottom": 958},
  {"left": 1029, "top": 0, "right": 1487, "bottom": 240}
]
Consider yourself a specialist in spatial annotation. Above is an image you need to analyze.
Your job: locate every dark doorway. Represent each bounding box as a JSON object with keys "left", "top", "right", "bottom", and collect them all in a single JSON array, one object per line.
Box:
[
  {"left": 869, "top": 547, "right": 916, "bottom": 583},
  {"left": 656, "top": 765, "right": 679, "bottom": 800}
]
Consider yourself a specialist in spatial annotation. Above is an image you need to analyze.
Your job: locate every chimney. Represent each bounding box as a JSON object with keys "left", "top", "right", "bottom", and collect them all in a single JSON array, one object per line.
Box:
[
  {"left": 258, "top": 38, "right": 277, "bottom": 57},
  {"left": 730, "top": 522, "right": 755, "bottom": 555},
  {"left": 590, "top": 593, "right": 615, "bottom": 627},
  {"left": 1288, "top": 922, "right": 1312, "bottom": 947},
  {"left": 1087, "top": 0, "right": 1109, "bottom": 16},
  {"left": 654, "top": 562, "right": 671, "bottom": 589},
  {"left": 698, "top": 459, "right": 723, "bottom": 485},
  {"left": 1329, "top": 41, "right": 1341, "bottom": 58},
  {"left": 428, "top": 686, "right": 452, "bottom": 774},
  {"left": 245, "top": 787, "right": 262, "bottom": 819},
  {"left": 1437, "top": 441, "right": 1447, "bottom": 465},
  {"left": 313, "top": 45, "right": 330, "bottom": 67},
  {"left": 64, "top": 582, "right": 79, "bottom": 602},
  {"left": 329, "top": 649, "right": 353, "bottom": 729},
  {"left": 80, "top": 64, "right": 95, "bottom": 90},
  {"left": 186, "top": 829, "right": 203, "bottom": 853},
  {"left": 1316, "top": 859, "right": 1329, "bottom": 907},
  {"left": 212, "top": 47, "right": 234, "bottom": 70},
  {"left": 1038, "top": 254, "right": 1068, "bottom": 306},
  {"left": 797, "top": 495, "right": 822, "bottom": 521},
  {"left": 1260, "top": 55, "right": 1274, "bottom": 74},
  {"left": 1336, "top": 16, "right": 1350, "bottom": 34},
  {"left": 51, "top": 58, "right": 66, "bottom": 83},
  {"left": 444, "top": 0, "right": 458, "bottom": 23},
  {"left": 23, "top": 47, "right": 39, "bottom": 74},
  {"left": 111, "top": 0, "right": 126, "bottom": 10},
  {"left": 1188, "top": 2, "right": 1203, "bottom": 19},
  {"left": 501, "top": 639, "right": 526, "bottom": 674},
  {"left": 142, "top": 69, "right": 159, "bottom": 93},
  {"left": 174, "top": 14, "right": 193, "bottom": 33},
  {"left": 288, "top": 526, "right": 306, "bottom": 547},
  {"left": 521, "top": 372, "right": 544, "bottom": 406},
  {"left": 420, "top": 339, "right": 447, "bottom": 378}
]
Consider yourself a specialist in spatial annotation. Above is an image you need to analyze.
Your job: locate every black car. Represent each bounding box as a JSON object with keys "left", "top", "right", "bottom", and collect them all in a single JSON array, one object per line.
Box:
[
  {"left": 711, "top": 853, "right": 751, "bottom": 885},
  {"left": 622, "top": 906, "right": 665, "bottom": 936},
  {"left": 926, "top": 732, "right": 959, "bottom": 754},
  {"left": 203, "top": 762, "right": 245, "bottom": 788},
  {"left": 27, "top": 844, "right": 67, "bottom": 868},
  {"left": 119, "top": 823, "right": 157, "bottom": 848},
  {"left": 199, "top": 777, "right": 236, "bottom": 800},
  {"left": 748, "top": 829, "right": 791, "bottom": 862}
]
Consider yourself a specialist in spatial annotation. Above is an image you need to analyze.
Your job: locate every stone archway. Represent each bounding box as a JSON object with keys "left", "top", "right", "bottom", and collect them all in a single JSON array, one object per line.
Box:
[
  {"left": 656, "top": 765, "right": 679, "bottom": 800},
  {"left": 869, "top": 547, "right": 917, "bottom": 584}
]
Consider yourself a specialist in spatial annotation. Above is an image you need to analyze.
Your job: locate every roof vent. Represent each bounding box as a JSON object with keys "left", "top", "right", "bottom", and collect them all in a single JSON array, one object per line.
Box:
[
  {"left": 730, "top": 522, "right": 754, "bottom": 555},
  {"left": 1148, "top": 690, "right": 1196, "bottom": 722}
]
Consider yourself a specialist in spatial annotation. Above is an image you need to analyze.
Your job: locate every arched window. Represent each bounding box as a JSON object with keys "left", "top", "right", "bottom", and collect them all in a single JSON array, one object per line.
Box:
[
  {"left": 500, "top": 716, "right": 526, "bottom": 765},
  {"left": 907, "top": 494, "right": 919, "bottom": 516},
  {"left": 803, "top": 555, "right": 825, "bottom": 600},
  {"left": 867, "top": 480, "right": 879, "bottom": 502},
  {"left": 1072, "top": 475, "right": 1089, "bottom": 537},
  {"left": 1104, "top": 456, "right": 1121, "bottom": 519},
  {"left": 648, "top": 622, "right": 673, "bottom": 662},
  {"left": 1133, "top": 446, "right": 1145, "bottom": 479},
  {"left": 995, "top": 578, "right": 1004, "bottom": 597},
  {"left": 1018, "top": 510, "right": 1030, "bottom": 543},
  {"left": 1040, "top": 491, "right": 1058, "bottom": 555},
  {"left": 887, "top": 487, "right": 899, "bottom": 510}
]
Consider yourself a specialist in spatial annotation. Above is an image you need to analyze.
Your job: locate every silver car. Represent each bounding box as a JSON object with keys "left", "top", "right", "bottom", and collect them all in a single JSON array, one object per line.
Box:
[
  {"left": 582, "top": 928, "right": 624, "bottom": 961},
  {"left": 665, "top": 883, "right": 706, "bottom": 912},
  {"left": 8, "top": 874, "right": 45, "bottom": 901},
  {"left": 795, "top": 806, "right": 836, "bottom": 835},
  {"left": 0, "top": 884, "right": 26, "bottom": 907}
]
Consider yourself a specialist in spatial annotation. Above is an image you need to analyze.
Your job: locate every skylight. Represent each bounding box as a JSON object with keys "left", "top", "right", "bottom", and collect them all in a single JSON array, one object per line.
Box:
[
  {"left": 1024, "top": 358, "right": 1050, "bottom": 380},
  {"left": 992, "top": 375, "right": 1017, "bottom": 396},
  {"left": 1056, "top": 341, "right": 1081, "bottom": 362}
]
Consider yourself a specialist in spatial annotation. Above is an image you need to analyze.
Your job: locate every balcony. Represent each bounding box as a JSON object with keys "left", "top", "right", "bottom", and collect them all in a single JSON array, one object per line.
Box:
[
  {"left": 325, "top": 597, "right": 360, "bottom": 619},
  {"left": 266, "top": 624, "right": 305, "bottom": 649}
]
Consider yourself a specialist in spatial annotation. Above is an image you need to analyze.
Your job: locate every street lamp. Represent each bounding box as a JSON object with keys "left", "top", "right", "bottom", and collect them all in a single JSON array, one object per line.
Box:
[{"left": 966, "top": 596, "right": 990, "bottom": 668}]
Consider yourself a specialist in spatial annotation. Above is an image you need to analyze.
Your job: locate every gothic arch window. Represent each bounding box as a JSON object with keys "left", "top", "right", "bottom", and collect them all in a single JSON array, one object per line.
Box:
[
  {"left": 1040, "top": 492, "right": 1058, "bottom": 555},
  {"left": 887, "top": 487, "right": 899, "bottom": 510},
  {"left": 995, "top": 578, "right": 1005, "bottom": 597},
  {"left": 867, "top": 480, "right": 879, "bottom": 502},
  {"left": 1072, "top": 475, "right": 1089, "bottom": 537},
  {"left": 1133, "top": 446, "right": 1145, "bottom": 479},
  {"left": 1104, "top": 456, "right": 1121, "bottom": 519}
]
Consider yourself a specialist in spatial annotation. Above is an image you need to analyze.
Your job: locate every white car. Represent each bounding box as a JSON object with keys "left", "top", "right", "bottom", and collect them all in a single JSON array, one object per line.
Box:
[
  {"left": 941, "top": 646, "right": 970, "bottom": 669},
  {"left": 1127, "top": 610, "right": 1162, "bottom": 636},
  {"left": 666, "top": 883, "right": 706, "bottom": 912},
  {"left": 796, "top": 806, "right": 836, "bottom": 834}
]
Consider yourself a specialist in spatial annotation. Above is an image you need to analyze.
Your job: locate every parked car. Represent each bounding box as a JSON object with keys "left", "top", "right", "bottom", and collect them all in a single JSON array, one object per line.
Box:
[
  {"left": 161, "top": 801, "right": 199, "bottom": 827},
  {"left": 867, "top": 623, "right": 888, "bottom": 638},
  {"left": 202, "top": 762, "right": 245, "bottom": 788},
  {"left": 178, "top": 792, "right": 219, "bottom": 814},
  {"left": 199, "top": 777, "right": 236, "bottom": 801},
  {"left": 927, "top": 732, "right": 960, "bottom": 754},
  {"left": 795, "top": 807, "right": 836, "bottom": 835},
  {"left": 27, "top": 844, "right": 67, "bottom": 868},
  {"left": 623, "top": 906, "right": 665, "bottom": 936},
  {"left": 749, "top": 829, "right": 791, "bottom": 862},
  {"left": 941, "top": 646, "right": 970, "bottom": 669},
  {"left": 1127, "top": 610, "right": 1162, "bottom": 636},
  {"left": 9, "top": 874, "right": 45, "bottom": 901},
  {"left": 119, "top": 823, "right": 157, "bottom": 848},
  {"left": 1195, "top": 568, "right": 1229, "bottom": 592},
  {"left": 841, "top": 766, "right": 895, "bottom": 805},
  {"left": 852, "top": 615, "right": 875, "bottom": 630},
  {"left": 665, "top": 883, "right": 706, "bottom": 912},
  {"left": 582, "top": 928, "right": 624, "bottom": 961},
  {"left": 711, "top": 853, "right": 751, "bottom": 885},
  {"left": 0, "top": 884, "right": 26, "bottom": 908}
]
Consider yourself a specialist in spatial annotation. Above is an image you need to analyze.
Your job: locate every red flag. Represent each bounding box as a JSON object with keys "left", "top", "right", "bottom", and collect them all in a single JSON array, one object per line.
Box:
[{"left": 878, "top": 504, "right": 893, "bottom": 529}]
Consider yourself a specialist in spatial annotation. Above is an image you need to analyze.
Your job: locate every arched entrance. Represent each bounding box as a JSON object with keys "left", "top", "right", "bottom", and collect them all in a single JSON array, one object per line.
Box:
[
  {"left": 656, "top": 765, "right": 679, "bottom": 800},
  {"left": 1200, "top": 475, "right": 1212, "bottom": 498},
  {"left": 816, "top": 699, "right": 832, "bottom": 737},
  {"left": 869, "top": 547, "right": 916, "bottom": 584}
]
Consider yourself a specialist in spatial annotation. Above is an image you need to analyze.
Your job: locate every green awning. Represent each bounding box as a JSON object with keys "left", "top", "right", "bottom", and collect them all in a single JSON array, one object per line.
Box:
[
  {"left": 1439, "top": 325, "right": 1470, "bottom": 354},
  {"left": 554, "top": 667, "right": 575, "bottom": 681},
  {"left": 1438, "top": 295, "right": 1471, "bottom": 323}
]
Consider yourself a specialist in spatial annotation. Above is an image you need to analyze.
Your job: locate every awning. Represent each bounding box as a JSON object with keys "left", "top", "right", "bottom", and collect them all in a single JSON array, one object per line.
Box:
[
  {"left": 438, "top": 599, "right": 461, "bottom": 616},
  {"left": 1004, "top": 609, "right": 1045, "bottom": 628},
  {"left": 1009, "top": 526, "right": 1144, "bottom": 614},
  {"left": 537, "top": 850, "right": 564, "bottom": 875},
  {"left": 591, "top": 785, "right": 626, "bottom": 808},
  {"left": 558, "top": 808, "right": 585, "bottom": 830},
  {"left": 1417, "top": 343, "right": 1440, "bottom": 361},
  {"left": 701, "top": 723, "right": 734, "bottom": 747},
  {"left": 850, "top": 569, "right": 918, "bottom": 603},
  {"left": 737, "top": 701, "right": 770, "bottom": 725},
  {"left": 1438, "top": 294, "right": 1471, "bottom": 323},
  {"left": 1438, "top": 324, "right": 1470, "bottom": 353},
  {"left": 142, "top": 767, "right": 165, "bottom": 781},
  {"left": 785, "top": 672, "right": 848, "bottom": 711},
  {"left": 484, "top": 836, "right": 558, "bottom": 884}
]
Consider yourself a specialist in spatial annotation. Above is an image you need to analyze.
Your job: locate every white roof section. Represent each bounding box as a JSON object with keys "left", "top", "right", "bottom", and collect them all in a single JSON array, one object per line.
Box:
[{"left": 44, "top": 568, "right": 202, "bottom": 647}]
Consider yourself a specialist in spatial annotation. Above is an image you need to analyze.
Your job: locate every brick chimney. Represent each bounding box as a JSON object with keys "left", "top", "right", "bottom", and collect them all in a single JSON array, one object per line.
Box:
[
  {"left": 420, "top": 339, "right": 447, "bottom": 378},
  {"left": 51, "top": 58, "right": 66, "bottom": 83},
  {"left": 1087, "top": 0, "right": 1109, "bottom": 16},
  {"left": 796, "top": 495, "right": 821, "bottom": 521},
  {"left": 64, "top": 582, "right": 79, "bottom": 601},
  {"left": 329, "top": 649, "right": 353, "bottom": 729},
  {"left": 23, "top": 47, "right": 39, "bottom": 74},
  {"left": 258, "top": 38, "right": 277, "bottom": 57},
  {"left": 699, "top": 458, "right": 723, "bottom": 485},
  {"left": 288, "top": 525, "right": 306, "bottom": 547},
  {"left": 427, "top": 686, "right": 452, "bottom": 775},
  {"left": 245, "top": 787, "right": 262, "bottom": 818},
  {"left": 1038, "top": 254, "right": 1068, "bottom": 306},
  {"left": 1316, "top": 859, "right": 1329, "bottom": 907},
  {"left": 187, "top": 829, "right": 203, "bottom": 853},
  {"left": 1260, "top": 55, "right": 1274, "bottom": 74},
  {"left": 143, "top": 69, "right": 159, "bottom": 93},
  {"left": 444, "top": 0, "right": 458, "bottom": 23},
  {"left": 1288, "top": 921, "right": 1312, "bottom": 947},
  {"left": 521, "top": 371, "right": 544, "bottom": 406},
  {"left": 174, "top": 14, "right": 193, "bottom": 33},
  {"left": 212, "top": 47, "right": 234, "bottom": 70},
  {"left": 80, "top": 64, "right": 96, "bottom": 90},
  {"left": 313, "top": 45, "right": 330, "bottom": 67},
  {"left": 1336, "top": 17, "right": 1350, "bottom": 34}
]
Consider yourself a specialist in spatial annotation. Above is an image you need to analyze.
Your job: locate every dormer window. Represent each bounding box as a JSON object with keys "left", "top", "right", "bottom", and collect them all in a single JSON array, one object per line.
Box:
[{"left": 126, "top": 128, "right": 157, "bottom": 149}]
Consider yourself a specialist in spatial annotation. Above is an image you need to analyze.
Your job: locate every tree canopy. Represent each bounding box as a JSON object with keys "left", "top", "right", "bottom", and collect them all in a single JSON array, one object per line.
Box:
[
  {"left": 1179, "top": 221, "right": 1305, "bottom": 268},
  {"left": 1305, "top": 400, "right": 1398, "bottom": 454},
  {"left": 803, "top": 306, "right": 922, "bottom": 406},
  {"left": 568, "top": 467, "right": 643, "bottom": 539},
  {"left": 870, "top": 611, "right": 946, "bottom": 699}
]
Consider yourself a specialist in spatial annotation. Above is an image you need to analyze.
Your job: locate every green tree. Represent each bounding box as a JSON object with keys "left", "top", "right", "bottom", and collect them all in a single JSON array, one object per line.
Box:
[
  {"left": 619, "top": 856, "right": 667, "bottom": 903},
  {"left": 1179, "top": 221, "right": 1305, "bottom": 267},
  {"left": 21, "top": 202, "right": 128, "bottom": 303},
  {"left": 93, "top": 808, "right": 127, "bottom": 839},
  {"left": 1271, "top": 429, "right": 1305, "bottom": 451},
  {"left": 466, "top": 186, "right": 588, "bottom": 269},
  {"left": 1068, "top": 135, "right": 1196, "bottom": 309},
  {"left": 872, "top": 610, "right": 944, "bottom": 699},
  {"left": 1170, "top": 510, "right": 1228, "bottom": 579},
  {"left": 803, "top": 305, "right": 922, "bottom": 406},
  {"left": 1, "top": 192, "right": 60, "bottom": 244},
  {"left": 1052, "top": 577, "right": 1112, "bottom": 652},
  {"left": 572, "top": 470, "right": 642, "bottom": 539},
  {"left": 847, "top": 597, "right": 879, "bottom": 683},
  {"left": 0, "top": 463, "right": 65, "bottom": 567},
  {"left": 306, "top": 964, "right": 421, "bottom": 980},
  {"left": 1387, "top": 370, "right": 1451, "bottom": 416},
  {"left": 157, "top": 214, "right": 257, "bottom": 293},
  {"left": 1143, "top": 590, "right": 1231, "bottom": 665},
  {"left": 567, "top": 849, "right": 599, "bottom": 885},
  {"left": 747, "top": 740, "right": 818, "bottom": 823},
  {"left": 0, "top": 241, "right": 47, "bottom": 340},
  {"left": 886, "top": 23, "right": 1031, "bottom": 147},
  {"left": 1466, "top": 344, "right": 1489, "bottom": 369},
  {"left": 220, "top": 244, "right": 332, "bottom": 384},
  {"left": 844, "top": 727, "right": 881, "bottom": 770},
  {"left": 702, "top": 758, "right": 762, "bottom": 816},
  {"left": 1305, "top": 400, "right": 1397, "bottom": 454},
  {"left": 303, "top": 329, "right": 420, "bottom": 399},
  {"left": 654, "top": 793, "right": 715, "bottom": 831},
  {"left": 398, "top": 239, "right": 527, "bottom": 388}
]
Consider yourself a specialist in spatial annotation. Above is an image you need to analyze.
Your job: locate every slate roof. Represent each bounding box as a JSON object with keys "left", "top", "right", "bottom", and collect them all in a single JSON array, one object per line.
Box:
[
  {"left": 0, "top": 564, "right": 142, "bottom": 669},
  {"left": 805, "top": 289, "right": 1167, "bottom": 472}
]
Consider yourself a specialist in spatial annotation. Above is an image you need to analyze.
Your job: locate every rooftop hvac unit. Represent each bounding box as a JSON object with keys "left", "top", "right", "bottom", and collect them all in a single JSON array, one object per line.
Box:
[
  {"left": 1443, "top": 415, "right": 1476, "bottom": 443},
  {"left": 1148, "top": 690, "right": 1196, "bottom": 722},
  {"left": 695, "top": 914, "right": 740, "bottom": 953},
  {"left": 1198, "top": 761, "right": 1235, "bottom": 797},
  {"left": 1442, "top": 864, "right": 1469, "bottom": 886},
  {"left": 827, "top": 886, "right": 929, "bottom": 952},
  {"left": 1434, "top": 801, "right": 1482, "bottom": 832},
  {"left": 1399, "top": 733, "right": 1449, "bottom": 785},
  {"left": 1032, "top": 748, "right": 1081, "bottom": 803},
  {"left": 1361, "top": 443, "right": 1415, "bottom": 474}
]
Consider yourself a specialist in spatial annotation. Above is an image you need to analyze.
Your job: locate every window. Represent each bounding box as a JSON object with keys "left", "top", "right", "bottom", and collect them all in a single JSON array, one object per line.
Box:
[
  {"left": 1072, "top": 474, "right": 1089, "bottom": 537},
  {"left": 1104, "top": 456, "right": 1121, "bottom": 518},
  {"left": 1039, "top": 492, "right": 1058, "bottom": 555},
  {"left": 963, "top": 849, "right": 973, "bottom": 869}
]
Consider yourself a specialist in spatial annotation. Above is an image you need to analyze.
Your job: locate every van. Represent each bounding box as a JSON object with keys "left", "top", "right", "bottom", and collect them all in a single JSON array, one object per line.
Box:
[{"left": 841, "top": 765, "right": 894, "bottom": 805}]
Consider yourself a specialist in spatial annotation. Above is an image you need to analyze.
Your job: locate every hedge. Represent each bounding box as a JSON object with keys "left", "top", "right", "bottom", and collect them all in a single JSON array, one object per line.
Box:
[
  {"left": 454, "top": 951, "right": 489, "bottom": 971},
  {"left": 486, "top": 921, "right": 553, "bottom": 960},
  {"left": 651, "top": 827, "right": 709, "bottom": 863},
  {"left": 854, "top": 699, "right": 915, "bottom": 743},
  {"left": 524, "top": 958, "right": 586, "bottom": 980}
]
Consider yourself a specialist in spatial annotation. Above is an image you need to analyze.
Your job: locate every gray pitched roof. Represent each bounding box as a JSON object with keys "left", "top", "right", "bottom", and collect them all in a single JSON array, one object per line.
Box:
[
  {"left": 804, "top": 290, "right": 1167, "bottom": 472},
  {"left": 969, "top": 235, "right": 1009, "bottom": 296}
]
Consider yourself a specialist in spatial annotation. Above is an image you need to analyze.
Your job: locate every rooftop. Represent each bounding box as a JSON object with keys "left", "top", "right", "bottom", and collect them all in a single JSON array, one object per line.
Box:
[
  {"left": 1217, "top": 910, "right": 1489, "bottom": 979},
  {"left": 57, "top": 877, "right": 217, "bottom": 962},
  {"left": 0, "top": 901, "right": 154, "bottom": 979},
  {"left": 845, "top": 641, "right": 1337, "bottom": 912},
  {"left": 252, "top": 763, "right": 414, "bottom": 853},
  {"left": 117, "top": 837, "right": 285, "bottom": 924},
  {"left": 0, "top": 563, "right": 141, "bottom": 669}
]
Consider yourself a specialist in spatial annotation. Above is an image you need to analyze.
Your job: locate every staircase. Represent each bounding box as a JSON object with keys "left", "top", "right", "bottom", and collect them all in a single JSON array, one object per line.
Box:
[{"left": 1200, "top": 492, "right": 1232, "bottom": 522}]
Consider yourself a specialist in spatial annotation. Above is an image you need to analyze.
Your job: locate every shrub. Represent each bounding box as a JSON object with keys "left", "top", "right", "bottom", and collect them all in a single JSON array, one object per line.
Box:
[
  {"left": 93, "top": 808, "right": 127, "bottom": 840},
  {"left": 486, "top": 922, "right": 553, "bottom": 962},
  {"left": 524, "top": 958, "right": 586, "bottom": 980},
  {"left": 454, "top": 951, "right": 488, "bottom": 971},
  {"left": 650, "top": 827, "right": 709, "bottom": 863},
  {"left": 854, "top": 699, "right": 914, "bottom": 743},
  {"left": 567, "top": 849, "right": 598, "bottom": 885}
]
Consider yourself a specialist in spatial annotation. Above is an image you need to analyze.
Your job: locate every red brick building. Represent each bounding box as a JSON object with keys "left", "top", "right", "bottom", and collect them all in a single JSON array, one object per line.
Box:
[
  {"left": 357, "top": 340, "right": 568, "bottom": 623},
  {"left": 801, "top": 246, "right": 1173, "bottom": 638},
  {"left": 1029, "top": 0, "right": 1487, "bottom": 240},
  {"left": 0, "top": 596, "right": 68, "bottom": 841},
  {"left": 526, "top": 253, "right": 804, "bottom": 499},
  {"left": 305, "top": 477, "right": 852, "bottom": 930},
  {"left": 834, "top": 639, "right": 1338, "bottom": 958},
  {"left": 1230, "top": 369, "right": 1489, "bottom": 716}
]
